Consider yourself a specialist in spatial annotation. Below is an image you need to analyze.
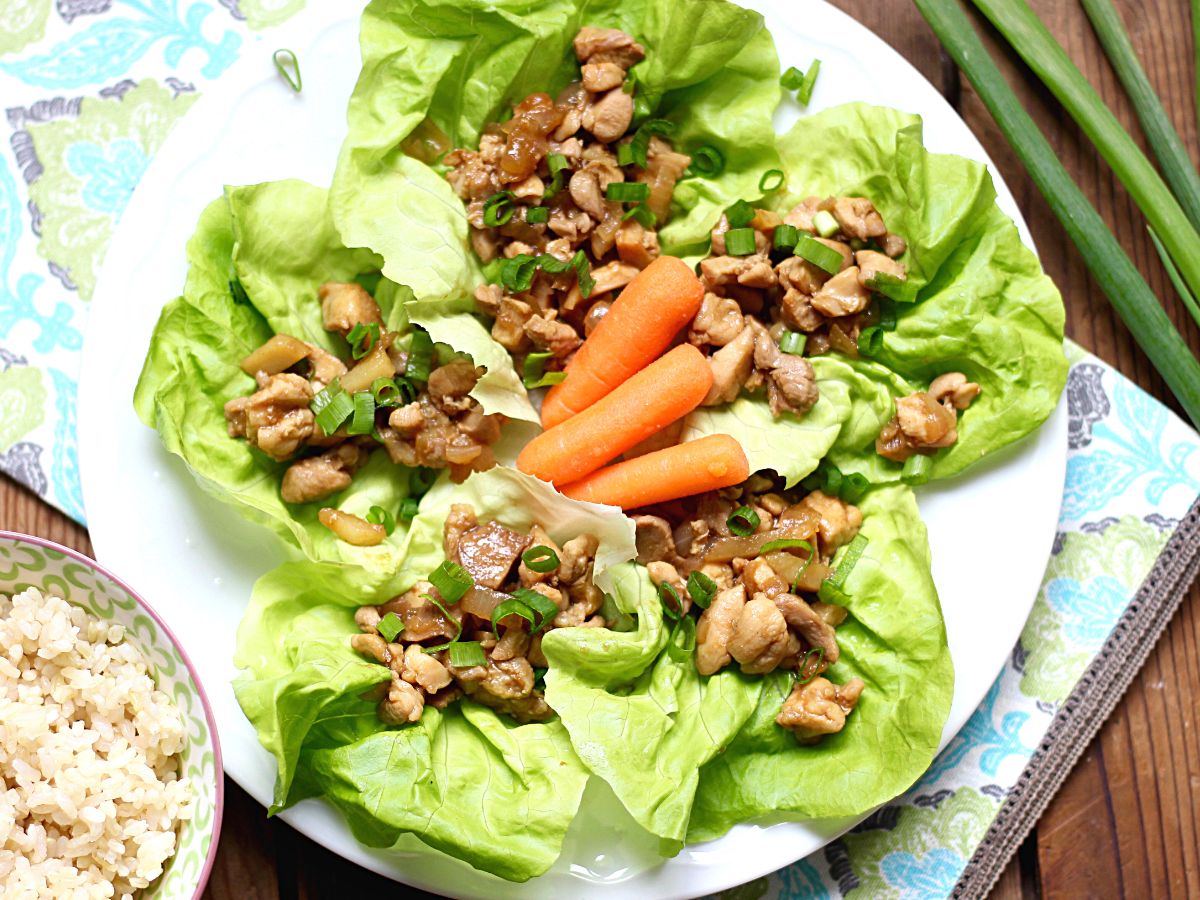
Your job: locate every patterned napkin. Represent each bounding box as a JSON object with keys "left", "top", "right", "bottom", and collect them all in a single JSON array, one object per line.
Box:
[{"left": 3, "top": 5, "right": 1199, "bottom": 896}]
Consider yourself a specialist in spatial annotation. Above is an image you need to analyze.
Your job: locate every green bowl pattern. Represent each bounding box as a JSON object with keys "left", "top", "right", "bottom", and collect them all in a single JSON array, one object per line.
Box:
[{"left": 0, "top": 534, "right": 222, "bottom": 899}]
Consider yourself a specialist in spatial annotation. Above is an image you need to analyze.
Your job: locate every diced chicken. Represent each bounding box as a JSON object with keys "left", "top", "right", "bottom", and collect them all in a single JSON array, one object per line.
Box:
[
  {"left": 224, "top": 372, "right": 314, "bottom": 461},
  {"left": 855, "top": 249, "right": 907, "bottom": 287},
  {"left": 443, "top": 504, "right": 478, "bottom": 559},
  {"left": 776, "top": 676, "right": 865, "bottom": 742},
  {"left": 928, "top": 372, "right": 981, "bottom": 410},
  {"left": 280, "top": 444, "right": 368, "bottom": 504},
  {"left": 737, "top": 256, "right": 776, "bottom": 289},
  {"left": 765, "top": 354, "right": 819, "bottom": 418},
  {"left": 695, "top": 584, "right": 746, "bottom": 675},
  {"left": 492, "top": 295, "right": 534, "bottom": 351},
  {"left": 573, "top": 27, "right": 646, "bottom": 69},
  {"left": 474, "top": 282, "right": 504, "bottom": 316},
  {"left": 633, "top": 515, "right": 678, "bottom": 565},
  {"left": 319, "top": 282, "right": 383, "bottom": 338},
  {"left": 582, "top": 61, "right": 626, "bottom": 92},
  {"left": 453, "top": 520, "right": 530, "bottom": 589},
  {"left": 582, "top": 88, "right": 633, "bottom": 142},
  {"left": 590, "top": 260, "right": 640, "bottom": 295},
  {"left": 780, "top": 289, "right": 824, "bottom": 332},
  {"left": 728, "top": 593, "right": 791, "bottom": 675},
  {"left": 896, "top": 392, "right": 959, "bottom": 447},
  {"left": 616, "top": 218, "right": 660, "bottom": 268},
  {"left": 427, "top": 360, "right": 481, "bottom": 413},
  {"left": 525, "top": 313, "right": 582, "bottom": 358},
  {"left": 401, "top": 644, "right": 453, "bottom": 693},
  {"left": 702, "top": 325, "right": 755, "bottom": 406},
  {"left": 568, "top": 168, "right": 607, "bottom": 219},
  {"left": 829, "top": 197, "right": 887, "bottom": 241},
  {"left": 810, "top": 266, "right": 872, "bottom": 317},
  {"left": 691, "top": 292, "right": 746, "bottom": 347},
  {"left": 557, "top": 533, "right": 598, "bottom": 583},
  {"left": 773, "top": 593, "right": 840, "bottom": 665},
  {"left": 800, "top": 490, "right": 863, "bottom": 554},
  {"left": 379, "top": 678, "right": 424, "bottom": 725},
  {"left": 510, "top": 174, "right": 545, "bottom": 201},
  {"left": 880, "top": 232, "right": 908, "bottom": 258},
  {"left": 783, "top": 196, "right": 822, "bottom": 232}
]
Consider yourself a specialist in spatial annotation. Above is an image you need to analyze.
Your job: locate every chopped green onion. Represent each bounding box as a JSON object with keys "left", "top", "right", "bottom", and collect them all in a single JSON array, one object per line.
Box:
[
  {"left": 491, "top": 598, "right": 538, "bottom": 634},
  {"left": 617, "top": 142, "right": 636, "bottom": 166},
  {"left": 523, "top": 351, "right": 566, "bottom": 389},
  {"left": 346, "top": 321, "right": 380, "bottom": 360},
  {"left": 801, "top": 469, "right": 824, "bottom": 492},
  {"left": 724, "top": 227, "right": 758, "bottom": 256},
  {"left": 794, "top": 234, "right": 843, "bottom": 275},
  {"left": 571, "top": 251, "right": 595, "bottom": 298},
  {"left": 812, "top": 209, "right": 840, "bottom": 238},
  {"left": 726, "top": 506, "right": 760, "bottom": 536},
  {"left": 499, "top": 254, "right": 539, "bottom": 292},
  {"left": 430, "top": 560, "right": 472, "bottom": 603},
  {"left": 346, "top": 390, "right": 375, "bottom": 435},
  {"left": 857, "top": 326, "right": 885, "bottom": 357},
  {"left": 841, "top": 472, "right": 871, "bottom": 504},
  {"left": 399, "top": 497, "right": 419, "bottom": 522},
  {"left": 688, "top": 145, "right": 725, "bottom": 178},
  {"left": 409, "top": 466, "right": 437, "bottom": 495},
  {"left": 901, "top": 453, "right": 933, "bottom": 486},
  {"left": 377, "top": 611, "right": 404, "bottom": 643},
  {"left": 622, "top": 203, "right": 656, "bottom": 227},
  {"left": 372, "top": 376, "right": 412, "bottom": 408},
  {"left": 605, "top": 181, "right": 650, "bottom": 203},
  {"left": 504, "top": 252, "right": 593, "bottom": 298},
  {"left": 665, "top": 614, "right": 696, "bottom": 662},
  {"left": 544, "top": 153, "right": 570, "bottom": 197},
  {"left": 866, "top": 272, "right": 918, "bottom": 304},
  {"left": 511, "top": 587, "right": 560, "bottom": 633},
  {"left": 725, "top": 199, "right": 755, "bottom": 228},
  {"left": 658, "top": 581, "right": 682, "bottom": 621},
  {"left": 760, "top": 538, "right": 812, "bottom": 556},
  {"left": 628, "top": 119, "right": 675, "bottom": 169},
  {"left": 449, "top": 641, "right": 487, "bottom": 667},
  {"left": 525, "top": 206, "right": 550, "bottom": 224},
  {"left": 780, "top": 331, "right": 807, "bottom": 356},
  {"left": 796, "top": 59, "right": 821, "bottom": 106},
  {"left": 230, "top": 279, "right": 251, "bottom": 306},
  {"left": 522, "top": 545, "right": 560, "bottom": 573},
  {"left": 797, "top": 646, "right": 826, "bottom": 685},
  {"left": 780, "top": 66, "right": 804, "bottom": 90},
  {"left": 483, "top": 191, "right": 516, "bottom": 227},
  {"left": 405, "top": 329, "right": 434, "bottom": 382},
  {"left": 686, "top": 570, "right": 717, "bottom": 609},
  {"left": 366, "top": 505, "right": 396, "bottom": 535},
  {"left": 272, "top": 48, "right": 302, "bottom": 92},
  {"left": 773, "top": 224, "right": 800, "bottom": 252},
  {"left": 419, "top": 592, "right": 462, "bottom": 652},
  {"left": 822, "top": 465, "right": 843, "bottom": 498},
  {"left": 818, "top": 533, "right": 869, "bottom": 604},
  {"left": 312, "top": 384, "right": 354, "bottom": 436},
  {"left": 877, "top": 300, "right": 898, "bottom": 331},
  {"left": 759, "top": 169, "right": 785, "bottom": 192}
]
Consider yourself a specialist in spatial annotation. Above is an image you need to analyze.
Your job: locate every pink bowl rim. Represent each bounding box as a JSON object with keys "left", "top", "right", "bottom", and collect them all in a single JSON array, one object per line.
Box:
[{"left": 0, "top": 530, "right": 225, "bottom": 899}]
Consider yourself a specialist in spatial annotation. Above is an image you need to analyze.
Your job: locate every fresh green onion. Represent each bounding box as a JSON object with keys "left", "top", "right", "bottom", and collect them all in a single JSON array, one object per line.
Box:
[
  {"left": 482, "top": 190, "right": 516, "bottom": 227},
  {"left": 780, "top": 331, "right": 807, "bottom": 356},
  {"left": 449, "top": 641, "right": 487, "bottom": 667},
  {"left": 666, "top": 614, "right": 696, "bottom": 662},
  {"left": 841, "top": 472, "right": 871, "bottom": 504},
  {"left": 916, "top": 0, "right": 1200, "bottom": 425},
  {"left": 571, "top": 251, "right": 595, "bottom": 298},
  {"left": 377, "top": 611, "right": 404, "bottom": 643},
  {"left": 522, "top": 545, "right": 560, "bottom": 573},
  {"left": 796, "top": 59, "right": 821, "bottom": 106},
  {"left": 725, "top": 199, "right": 755, "bottom": 228},
  {"left": 617, "top": 143, "right": 636, "bottom": 167},
  {"left": 605, "top": 182, "right": 650, "bottom": 203},
  {"left": 346, "top": 321, "right": 380, "bottom": 360},
  {"left": 525, "top": 206, "right": 550, "bottom": 225},
  {"left": 797, "top": 646, "right": 825, "bottom": 685},
  {"left": 1148, "top": 227, "right": 1200, "bottom": 327},
  {"left": 544, "top": 153, "right": 570, "bottom": 197},
  {"left": 969, "top": 0, "right": 1200, "bottom": 319},
  {"left": 877, "top": 300, "right": 898, "bottom": 331},
  {"left": 760, "top": 538, "right": 813, "bottom": 556},
  {"left": 372, "top": 376, "right": 412, "bottom": 408},
  {"left": 686, "top": 570, "right": 717, "bottom": 609},
  {"left": 419, "top": 591, "right": 462, "bottom": 652},
  {"left": 901, "top": 453, "right": 933, "bottom": 486},
  {"left": 366, "top": 505, "right": 395, "bottom": 535},
  {"left": 812, "top": 209, "right": 839, "bottom": 238},
  {"left": 409, "top": 466, "right": 437, "bottom": 495},
  {"left": 822, "top": 465, "right": 843, "bottom": 498},
  {"left": 818, "top": 533, "right": 868, "bottom": 603},
  {"left": 230, "top": 279, "right": 251, "bottom": 306},
  {"left": 510, "top": 587, "right": 560, "bottom": 633},
  {"left": 430, "top": 560, "right": 472, "bottom": 603},
  {"left": 773, "top": 224, "right": 800, "bottom": 252},
  {"left": 794, "top": 234, "right": 842, "bottom": 275},
  {"left": 499, "top": 254, "right": 539, "bottom": 292},
  {"left": 658, "top": 581, "right": 683, "bottom": 621},
  {"left": 490, "top": 598, "right": 538, "bottom": 634},
  {"left": 726, "top": 506, "right": 760, "bottom": 536},
  {"left": 399, "top": 497, "right": 419, "bottom": 522},
  {"left": 688, "top": 145, "right": 725, "bottom": 178},
  {"left": 506, "top": 252, "right": 594, "bottom": 298},
  {"left": 405, "top": 329, "right": 434, "bottom": 382},
  {"left": 724, "top": 228, "right": 758, "bottom": 256},
  {"left": 312, "top": 384, "right": 354, "bottom": 436},
  {"left": 857, "top": 326, "right": 884, "bottom": 357},
  {"left": 866, "top": 272, "right": 918, "bottom": 304},
  {"left": 272, "top": 48, "right": 302, "bottom": 92},
  {"left": 622, "top": 203, "right": 656, "bottom": 227},
  {"left": 759, "top": 169, "right": 785, "bottom": 192},
  {"left": 346, "top": 390, "right": 375, "bottom": 435},
  {"left": 1080, "top": 0, "right": 1200, "bottom": 230},
  {"left": 780, "top": 66, "right": 805, "bottom": 91},
  {"left": 628, "top": 119, "right": 675, "bottom": 169},
  {"left": 523, "top": 351, "right": 566, "bottom": 389}
]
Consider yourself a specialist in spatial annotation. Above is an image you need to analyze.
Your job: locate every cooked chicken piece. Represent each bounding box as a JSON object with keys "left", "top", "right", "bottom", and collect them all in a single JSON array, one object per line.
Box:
[
  {"left": 492, "top": 295, "right": 534, "bottom": 351},
  {"left": 318, "top": 282, "right": 382, "bottom": 338},
  {"left": 829, "top": 197, "right": 887, "bottom": 241},
  {"left": 569, "top": 168, "right": 607, "bottom": 219},
  {"left": 810, "top": 266, "right": 872, "bottom": 318},
  {"left": 699, "top": 562, "right": 735, "bottom": 591},
  {"left": 554, "top": 580, "right": 605, "bottom": 627},
  {"left": 776, "top": 676, "right": 864, "bottom": 742},
  {"left": 691, "top": 293, "right": 746, "bottom": 347},
  {"left": 633, "top": 515, "right": 678, "bottom": 565},
  {"left": 573, "top": 26, "right": 645, "bottom": 69},
  {"left": 695, "top": 584, "right": 747, "bottom": 675},
  {"left": 457, "top": 406, "right": 503, "bottom": 445},
  {"left": 766, "top": 354, "right": 819, "bottom": 417},
  {"left": 301, "top": 342, "right": 348, "bottom": 392},
  {"left": 379, "top": 678, "right": 424, "bottom": 725},
  {"left": 896, "top": 391, "right": 958, "bottom": 447},
  {"left": 524, "top": 313, "right": 582, "bottom": 358},
  {"left": 590, "top": 261, "right": 640, "bottom": 295},
  {"left": 490, "top": 627, "right": 531, "bottom": 662},
  {"left": 728, "top": 593, "right": 791, "bottom": 674},
  {"left": 737, "top": 256, "right": 777, "bottom": 289},
  {"left": 880, "top": 232, "right": 908, "bottom": 258},
  {"left": 401, "top": 644, "right": 453, "bottom": 693},
  {"left": 929, "top": 372, "right": 981, "bottom": 410},
  {"left": 510, "top": 174, "right": 545, "bottom": 201},
  {"left": 702, "top": 325, "right": 755, "bottom": 406},
  {"left": 780, "top": 289, "right": 824, "bottom": 332},
  {"left": 741, "top": 557, "right": 788, "bottom": 598},
  {"left": 443, "top": 504, "right": 477, "bottom": 558},
  {"left": 427, "top": 360, "right": 481, "bottom": 413},
  {"left": 615, "top": 218, "right": 660, "bottom": 268},
  {"left": 775, "top": 240, "right": 851, "bottom": 292},
  {"left": 224, "top": 372, "right": 314, "bottom": 461},
  {"left": 582, "top": 61, "right": 626, "bottom": 92},
  {"left": 773, "top": 593, "right": 840, "bottom": 665},
  {"left": 643, "top": 137, "right": 691, "bottom": 222},
  {"left": 557, "top": 533, "right": 599, "bottom": 583},
  {"left": 800, "top": 490, "right": 863, "bottom": 554},
  {"left": 699, "top": 255, "right": 745, "bottom": 288},
  {"left": 474, "top": 282, "right": 504, "bottom": 316},
  {"left": 470, "top": 228, "right": 500, "bottom": 262},
  {"left": 355, "top": 606, "right": 382, "bottom": 632},
  {"left": 517, "top": 525, "right": 561, "bottom": 585},
  {"left": 350, "top": 632, "right": 390, "bottom": 665},
  {"left": 855, "top": 249, "right": 907, "bottom": 287},
  {"left": 583, "top": 88, "right": 633, "bottom": 142},
  {"left": 453, "top": 520, "right": 530, "bottom": 589},
  {"left": 783, "top": 196, "right": 821, "bottom": 232},
  {"left": 548, "top": 203, "right": 593, "bottom": 241},
  {"left": 444, "top": 147, "right": 500, "bottom": 201},
  {"left": 280, "top": 443, "right": 368, "bottom": 504},
  {"left": 647, "top": 561, "right": 689, "bottom": 614},
  {"left": 386, "top": 401, "right": 423, "bottom": 438}
]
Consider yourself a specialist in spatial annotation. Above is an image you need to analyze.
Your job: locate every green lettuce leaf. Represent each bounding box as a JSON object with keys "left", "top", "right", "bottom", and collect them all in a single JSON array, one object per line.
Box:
[
  {"left": 232, "top": 561, "right": 589, "bottom": 882},
  {"left": 330, "top": 0, "right": 780, "bottom": 299},
  {"left": 685, "top": 485, "right": 953, "bottom": 841}
]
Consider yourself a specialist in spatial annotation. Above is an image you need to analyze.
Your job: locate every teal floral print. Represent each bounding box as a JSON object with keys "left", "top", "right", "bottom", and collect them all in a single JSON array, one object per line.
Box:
[{"left": 66, "top": 138, "right": 148, "bottom": 216}]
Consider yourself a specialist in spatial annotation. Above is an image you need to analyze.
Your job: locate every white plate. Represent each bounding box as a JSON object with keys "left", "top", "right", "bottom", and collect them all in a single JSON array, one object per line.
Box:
[{"left": 79, "top": 2, "right": 1069, "bottom": 897}]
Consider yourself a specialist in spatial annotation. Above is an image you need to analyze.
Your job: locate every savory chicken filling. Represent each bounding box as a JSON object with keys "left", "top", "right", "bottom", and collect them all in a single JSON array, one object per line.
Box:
[
  {"left": 632, "top": 473, "right": 866, "bottom": 743},
  {"left": 352, "top": 505, "right": 605, "bottom": 724},
  {"left": 224, "top": 282, "right": 505, "bottom": 541},
  {"left": 447, "top": 27, "right": 691, "bottom": 379}
]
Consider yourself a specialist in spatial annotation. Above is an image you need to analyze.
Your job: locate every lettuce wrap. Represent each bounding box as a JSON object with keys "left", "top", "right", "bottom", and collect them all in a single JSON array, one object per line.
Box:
[{"left": 134, "top": 179, "right": 535, "bottom": 588}]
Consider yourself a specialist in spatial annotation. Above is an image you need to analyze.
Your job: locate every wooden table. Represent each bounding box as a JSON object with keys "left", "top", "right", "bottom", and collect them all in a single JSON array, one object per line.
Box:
[{"left": 1, "top": 1, "right": 1197, "bottom": 897}]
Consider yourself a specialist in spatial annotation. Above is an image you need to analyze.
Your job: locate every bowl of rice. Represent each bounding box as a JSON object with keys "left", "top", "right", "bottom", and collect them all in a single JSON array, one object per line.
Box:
[{"left": 0, "top": 532, "right": 222, "bottom": 899}]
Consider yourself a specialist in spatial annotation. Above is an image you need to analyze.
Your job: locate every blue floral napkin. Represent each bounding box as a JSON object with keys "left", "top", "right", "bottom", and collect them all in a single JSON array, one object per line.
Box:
[{"left": 3, "top": 5, "right": 1198, "bottom": 896}]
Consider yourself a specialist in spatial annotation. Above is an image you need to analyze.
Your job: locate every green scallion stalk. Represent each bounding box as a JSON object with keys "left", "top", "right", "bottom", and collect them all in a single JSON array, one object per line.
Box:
[
  {"left": 689, "top": 145, "right": 725, "bottom": 178},
  {"left": 686, "top": 570, "right": 717, "bottom": 609},
  {"left": 857, "top": 326, "right": 884, "bottom": 357},
  {"left": 272, "top": 49, "right": 302, "bottom": 92},
  {"left": 346, "top": 390, "right": 376, "bottom": 435},
  {"left": 723, "top": 227, "right": 758, "bottom": 256},
  {"left": 510, "top": 587, "right": 559, "bottom": 633},
  {"left": 658, "top": 581, "right": 683, "bottom": 621},
  {"left": 312, "top": 385, "right": 354, "bottom": 436},
  {"left": 724, "top": 199, "right": 755, "bottom": 228},
  {"left": 666, "top": 615, "right": 696, "bottom": 662},
  {"left": 490, "top": 598, "right": 537, "bottom": 634},
  {"left": 759, "top": 169, "right": 785, "bottom": 192},
  {"left": 523, "top": 351, "right": 566, "bottom": 389},
  {"left": 901, "top": 453, "right": 933, "bottom": 486},
  {"left": 797, "top": 59, "right": 821, "bottom": 106},
  {"left": 970, "top": 0, "right": 1200, "bottom": 309},
  {"left": 366, "top": 505, "right": 395, "bottom": 535},
  {"left": 1080, "top": 0, "right": 1200, "bottom": 231},
  {"left": 405, "top": 329, "right": 434, "bottom": 383},
  {"left": 726, "top": 506, "right": 760, "bottom": 536},
  {"left": 773, "top": 224, "right": 800, "bottom": 252},
  {"left": 916, "top": 0, "right": 1200, "bottom": 426},
  {"left": 398, "top": 497, "right": 419, "bottom": 522},
  {"left": 525, "top": 206, "right": 549, "bottom": 225},
  {"left": 1148, "top": 227, "right": 1200, "bottom": 327},
  {"left": 794, "top": 234, "right": 842, "bottom": 275},
  {"left": 449, "top": 641, "right": 487, "bottom": 667},
  {"left": 606, "top": 181, "right": 650, "bottom": 203},
  {"left": 867, "top": 272, "right": 918, "bottom": 304},
  {"left": 797, "top": 646, "right": 825, "bottom": 684},
  {"left": 377, "top": 611, "right": 404, "bottom": 643},
  {"left": 812, "top": 209, "right": 839, "bottom": 238},
  {"left": 779, "top": 331, "right": 807, "bottom": 355},
  {"left": 482, "top": 190, "right": 515, "bottom": 227},
  {"left": 522, "top": 545, "right": 560, "bottom": 573},
  {"left": 430, "top": 560, "right": 472, "bottom": 603}
]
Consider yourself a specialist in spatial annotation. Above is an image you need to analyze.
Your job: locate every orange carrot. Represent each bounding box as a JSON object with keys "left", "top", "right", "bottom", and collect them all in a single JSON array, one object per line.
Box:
[
  {"left": 517, "top": 344, "right": 713, "bottom": 485},
  {"left": 561, "top": 434, "right": 750, "bottom": 509},
  {"left": 541, "top": 255, "right": 704, "bottom": 429}
]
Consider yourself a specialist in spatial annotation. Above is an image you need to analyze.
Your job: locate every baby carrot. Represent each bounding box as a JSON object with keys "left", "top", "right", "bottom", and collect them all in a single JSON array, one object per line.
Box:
[
  {"left": 561, "top": 434, "right": 750, "bottom": 509},
  {"left": 541, "top": 255, "right": 704, "bottom": 429},
  {"left": 517, "top": 344, "right": 713, "bottom": 485}
]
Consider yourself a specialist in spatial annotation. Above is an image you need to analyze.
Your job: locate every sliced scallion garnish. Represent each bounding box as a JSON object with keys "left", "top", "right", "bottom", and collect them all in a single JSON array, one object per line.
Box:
[
  {"left": 404, "top": 329, "right": 434, "bottom": 382},
  {"left": 759, "top": 169, "right": 785, "bottom": 192},
  {"left": 377, "top": 611, "right": 404, "bottom": 643},
  {"left": 797, "top": 59, "right": 821, "bottom": 105},
  {"left": 523, "top": 351, "right": 566, "bottom": 389},
  {"left": 366, "top": 505, "right": 395, "bottom": 535},
  {"left": 866, "top": 272, "right": 918, "bottom": 304},
  {"left": 616, "top": 142, "right": 636, "bottom": 167},
  {"left": 430, "top": 560, "right": 472, "bottom": 603},
  {"left": 812, "top": 209, "right": 840, "bottom": 239},
  {"left": 522, "top": 545, "right": 560, "bottom": 573},
  {"left": 901, "top": 453, "right": 933, "bottom": 486},
  {"left": 658, "top": 581, "right": 682, "bottom": 621},
  {"left": 409, "top": 466, "right": 437, "bottom": 495},
  {"left": 399, "top": 496, "right": 419, "bottom": 522},
  {"left": 482, "top": 191, "right": 516, "bottom": 227},
  {"left": 346, "top": 321, "right": 380, "bottom": 360},
  {"left": 665, "top": 614, "right": 696, "bottom": 662},
  {"left": 841, "top": 472, "right": 871, "bottom": 504},
  {"left": 780, "top": 66, "right": 804, "bottom": 90},
  {"left": 420, "top": 591, "right": 462, "bottom": 653},
  {"left": 605, "top": 181, "right": 650, "bottom": 203},
  {"left": 272, "top": 48, "right": 302, "bottom": 93},
  {"left": 511, "top": 587, "right": 560, "bottom": 633},
  {"left": 797, "top": 646, "right": 826, "bottom": 685},
  {"left": 346, "top": 390, "right": 376, "bottom": 435},
  {"left": 726, "top": 506, "right": 760, "bottom": 536},
  {"left": 780, "top": 331, "right": 807, "bottom": 356},
  {"left": 491, "top": 597, "right": 538, "bottom": 634},
  {"left": 724, "top": 199, "right": 755, "bottom": 228},
  {"left": 525, "top": 206, "right": 550, "bottom": 225},
  {"left": 818, "top": 533, "right": 869, "bottom": 604},
  {"left": 857, "top": 326, "right": 884, "bottom": 357},
  {"left": 686, "top": 570, "right": 717, "bottom": 609},
  {"left": 794, "top": 234, "right": 843, "bottom": 274},
  {"left": 312, "top": 384, "right": 354, "bottom": 436},
  {"left": 622, "top": 203, "right": 656, "bottom": 227},
  {"left": 544, "top": 153, "right": 570, "bottom": 197},
  {"left": 628, "top": 119, "right": 675, "bottom": 169},
  {"left": 448, "top": 640, "right": 487, "bottom": 667},
  {"left": 723, "top": 227, "right": 758, "bottom": 256},
  {"left": 688, "top": 145, "right": 725, "bottom": 178},
  {"left": 773, "top": 224, "right": 800, "bottom": 252},
  {"left": 759, "top": 538, "right": 812, "bottom": 556}
]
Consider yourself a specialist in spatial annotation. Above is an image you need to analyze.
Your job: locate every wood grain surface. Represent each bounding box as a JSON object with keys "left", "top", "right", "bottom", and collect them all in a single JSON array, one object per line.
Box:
[{"left": 1, "top": 1, "right": 1197, "bottom": 897}]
